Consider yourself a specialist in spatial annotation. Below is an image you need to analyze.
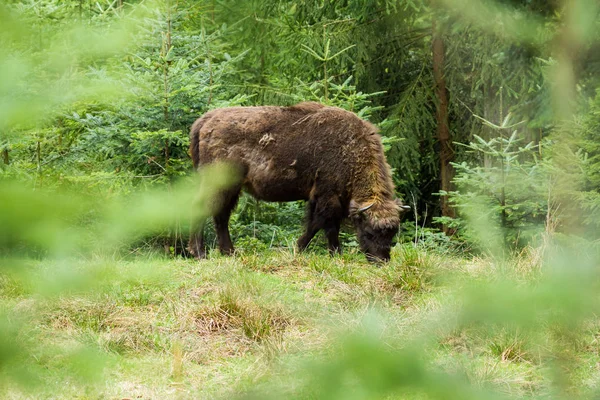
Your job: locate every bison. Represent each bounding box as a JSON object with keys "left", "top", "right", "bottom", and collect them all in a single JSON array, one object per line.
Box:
[{"left": 188, "top": 102, "right": 410, "bottom": 262}]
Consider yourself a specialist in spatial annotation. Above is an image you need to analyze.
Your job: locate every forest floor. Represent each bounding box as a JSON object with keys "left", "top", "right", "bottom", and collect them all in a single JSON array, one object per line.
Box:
[{"left": 3, "top": 245, "right": 600, "bottom": 399}]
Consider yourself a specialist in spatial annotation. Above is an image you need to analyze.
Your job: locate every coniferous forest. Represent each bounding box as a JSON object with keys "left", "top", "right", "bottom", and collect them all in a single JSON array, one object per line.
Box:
[{"left": 2, "top": 1, "right": 600, "bottom": 398}]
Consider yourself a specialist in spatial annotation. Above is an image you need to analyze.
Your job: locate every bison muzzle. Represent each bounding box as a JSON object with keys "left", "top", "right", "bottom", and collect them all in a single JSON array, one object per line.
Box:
[{"left": 188, "top": 102, "right": 410, "bottom": 262}]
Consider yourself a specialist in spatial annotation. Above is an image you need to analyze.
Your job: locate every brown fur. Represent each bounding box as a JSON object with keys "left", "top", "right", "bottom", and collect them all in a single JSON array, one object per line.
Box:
[{"left": 188, "top": 102, "right": 407, "bottom": 262}]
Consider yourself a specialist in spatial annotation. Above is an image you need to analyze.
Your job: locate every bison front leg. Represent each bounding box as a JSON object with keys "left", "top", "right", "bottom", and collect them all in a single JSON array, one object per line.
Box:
[
  {"left": 324, "top": 219, "right": 342, "bottom": 255},
  {"left": 297, "top": 196, "right": 343, "bottom": 255},
  {"left": 297, "top": 224, "right": 320, "bottom": 252}
]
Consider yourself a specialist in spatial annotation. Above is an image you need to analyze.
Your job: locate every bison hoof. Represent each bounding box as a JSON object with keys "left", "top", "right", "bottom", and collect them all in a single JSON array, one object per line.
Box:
[
  {"left": 328, "top": 250, "right": 342, "bottom": 257},
  {"left": 187, "top": 246, "right": 207, "bottom": 260},
  {"left": 220, "top": 247, "right": 235, "bottom": 256}
]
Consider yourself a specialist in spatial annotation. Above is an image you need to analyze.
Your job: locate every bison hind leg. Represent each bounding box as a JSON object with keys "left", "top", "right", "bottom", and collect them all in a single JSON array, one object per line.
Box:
[
  {"left": 297, "top": 199, "right": 319, "bottom": 252},
  {"left": 188, "top": 217, "right": 207, "bottom": 259},
  {"left": 213, "top": 185, "right": 242, "bottom": 256}
]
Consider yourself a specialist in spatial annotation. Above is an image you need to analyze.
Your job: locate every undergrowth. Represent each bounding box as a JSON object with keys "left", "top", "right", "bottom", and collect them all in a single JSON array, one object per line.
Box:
[{"left": 3, "top": 244, "right": 597, "bottom": 399}]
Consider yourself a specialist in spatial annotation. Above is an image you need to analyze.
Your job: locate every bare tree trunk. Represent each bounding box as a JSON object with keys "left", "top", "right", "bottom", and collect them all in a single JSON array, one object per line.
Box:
[
  {"left": 432, "top": 18, "right": 455, "bottom": 235},
  {"left": 161, "top": 1, "right": 181, "bottom": 255},
  {"left": 162, "top": 1, "right": 173, "bottom": 170},
  {"left": 549, "top": 0, "right": 590, "bottom": 237},
  {"left": 482, "top": 82, "right": 494, "bottom": 169},
  {"left": 201, "top": 21, "right": 214, "bottom": 107}
]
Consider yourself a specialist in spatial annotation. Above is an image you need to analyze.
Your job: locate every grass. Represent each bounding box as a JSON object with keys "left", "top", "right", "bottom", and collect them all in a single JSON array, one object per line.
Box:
[{"left": 1, "top": 244, "right": 600, "bottom": 399}]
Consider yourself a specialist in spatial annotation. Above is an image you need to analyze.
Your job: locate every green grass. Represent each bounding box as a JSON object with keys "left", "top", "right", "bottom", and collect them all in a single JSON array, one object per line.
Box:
[{"left": 2, "top": 245, "right": 600, "bottom": 399}]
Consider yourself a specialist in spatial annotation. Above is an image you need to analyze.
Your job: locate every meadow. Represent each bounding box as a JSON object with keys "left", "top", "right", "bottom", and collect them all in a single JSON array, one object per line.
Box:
[
  {"left": 3, "top": 235, "right": 600, "bottom": 399},
  {"left": 2, "top": 1, "right": 600, "bottom": 398}
]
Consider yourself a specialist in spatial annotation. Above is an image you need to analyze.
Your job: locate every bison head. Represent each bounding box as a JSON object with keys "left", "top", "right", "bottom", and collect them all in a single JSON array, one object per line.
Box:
[{"left": 349, "top": 198, "right": 410, "bottom": 263}]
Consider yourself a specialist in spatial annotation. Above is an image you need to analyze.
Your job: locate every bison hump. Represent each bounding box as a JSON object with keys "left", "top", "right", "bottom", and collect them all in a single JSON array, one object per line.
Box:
[{"left": 287, "top": 102, "right": 326, "bottom": 113}]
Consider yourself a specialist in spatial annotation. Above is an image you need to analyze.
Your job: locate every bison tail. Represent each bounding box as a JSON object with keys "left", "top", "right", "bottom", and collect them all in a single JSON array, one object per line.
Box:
[{"left": 189, "top": 115, "right": 206, "bottom": 170}]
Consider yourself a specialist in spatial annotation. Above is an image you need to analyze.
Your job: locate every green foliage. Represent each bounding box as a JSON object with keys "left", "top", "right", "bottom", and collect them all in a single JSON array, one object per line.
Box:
[
  {"left": 445, "top": 129, "right": 548, "bottom": 249},
  {"left": 3, "top": 0, "right": 600, "bottom": 398}
]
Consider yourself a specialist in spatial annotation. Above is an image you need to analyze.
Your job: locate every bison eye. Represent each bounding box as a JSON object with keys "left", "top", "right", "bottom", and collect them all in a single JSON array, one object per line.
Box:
[{"left": 362, "top": 231, "right": 375, "bottom": 241}]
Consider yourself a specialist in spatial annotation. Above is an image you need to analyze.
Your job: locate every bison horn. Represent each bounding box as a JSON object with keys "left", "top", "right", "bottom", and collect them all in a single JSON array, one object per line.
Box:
[
  {"left": 395, "top": 198, "right": 411, "bottom": 211},
  {"left": 349, "top": 200, "right": 374, "bottom": 216},
  {"left": 358, "top": 203, "right": 374, "bottom": 212}
]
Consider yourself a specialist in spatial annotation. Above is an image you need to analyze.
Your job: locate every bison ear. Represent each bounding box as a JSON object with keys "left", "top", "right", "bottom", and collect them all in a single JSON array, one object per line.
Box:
[
  {"left": 395, "top": 198, "right": 411, "bottom": 212},
  {"left": 349, "top": 199, "right": 374, "bottom": 217}
]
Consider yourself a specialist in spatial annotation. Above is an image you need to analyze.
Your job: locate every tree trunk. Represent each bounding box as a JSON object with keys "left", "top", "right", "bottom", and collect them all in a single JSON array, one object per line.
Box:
[
  {"left": 35, "top": 136, "right": 42, "bottom": 189},
  {"left": 482, "top": 82, "right": 494, "bottom": 169},
  {"left": 1, "top": 148, "right": 8, "bottom": 166},
  {"left": 548, "top": 0, "right": 589, "bottom": 237},
  {"left": 432, "top": 18, "right": 455, "bottom": 235},
  {"left": 162, "top": 2, "right": 172, "bottom": 169}
]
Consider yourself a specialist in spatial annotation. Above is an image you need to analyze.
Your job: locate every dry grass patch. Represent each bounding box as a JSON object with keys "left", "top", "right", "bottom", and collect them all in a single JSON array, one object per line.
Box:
[
  {"left": 98, "top": 308, "right": 167, "bottom": 354},
  {"left": 237, "top": 250, "right": 297, "bottom": 274},
  {"left": 44, "top": 297, "right": 171, "bottom": 355},
  {"left": 439, "top": 327, "right": 474, "bottom": 356},
  {"left": 488, "top": 329, "right": 535, "bottom": 364},
  {"left": 195, "top": 286, "right": 297, "bottom": 343},
  {"left": 44, "top": 297, "right": 118, "bottom": 333}
]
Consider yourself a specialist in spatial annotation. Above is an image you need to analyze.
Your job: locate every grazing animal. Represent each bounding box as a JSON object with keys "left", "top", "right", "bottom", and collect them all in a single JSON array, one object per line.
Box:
[{"left": 188, "top": 102, "right": 410, "bottom": 262}]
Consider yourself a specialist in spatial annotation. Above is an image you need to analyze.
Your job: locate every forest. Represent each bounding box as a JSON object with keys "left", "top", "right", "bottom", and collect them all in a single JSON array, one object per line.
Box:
[{"left": 2, "top": 0, "right": 600, "bottom": 398}]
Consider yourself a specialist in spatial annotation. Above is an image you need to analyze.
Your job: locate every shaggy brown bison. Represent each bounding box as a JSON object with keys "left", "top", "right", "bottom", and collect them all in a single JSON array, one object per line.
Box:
[{"left": 188, "top": 102, "right": 410, "bottom": 262}]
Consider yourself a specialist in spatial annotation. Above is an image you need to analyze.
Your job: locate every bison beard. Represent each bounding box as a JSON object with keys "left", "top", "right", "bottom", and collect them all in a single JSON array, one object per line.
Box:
[{"left": 188, "top": 102, "right": 410, "bottom": 263}]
